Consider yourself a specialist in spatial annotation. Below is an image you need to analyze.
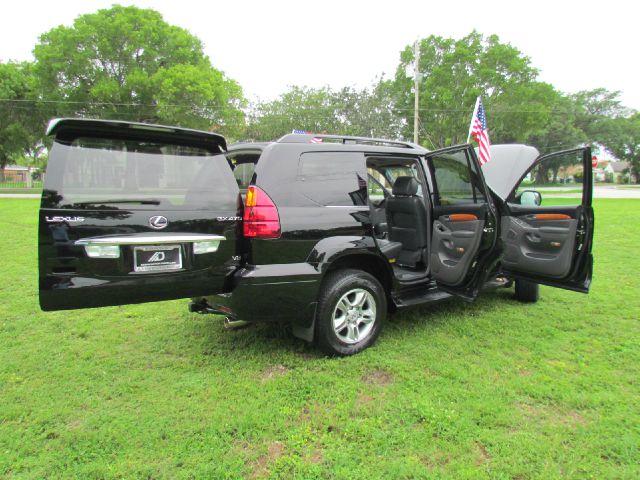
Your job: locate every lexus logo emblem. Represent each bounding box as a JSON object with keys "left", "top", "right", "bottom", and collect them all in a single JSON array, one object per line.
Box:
[{"left": 149, "top": 215, "right": 168, "bottom": 230}]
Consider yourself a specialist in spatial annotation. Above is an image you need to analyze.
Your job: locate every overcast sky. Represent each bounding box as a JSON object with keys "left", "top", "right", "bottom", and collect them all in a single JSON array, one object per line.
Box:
[{"left": 1, "top": 0, "right": 637, "bottom": 109}]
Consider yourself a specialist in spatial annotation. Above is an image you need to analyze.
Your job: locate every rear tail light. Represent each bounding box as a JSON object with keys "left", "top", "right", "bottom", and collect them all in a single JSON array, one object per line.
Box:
[{"left": 243, "top": 186, "right": 281, "bottom": 239}]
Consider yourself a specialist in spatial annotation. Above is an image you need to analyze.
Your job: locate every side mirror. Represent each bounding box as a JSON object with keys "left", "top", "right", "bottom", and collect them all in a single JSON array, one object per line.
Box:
[{"left": 519, "top": 190, "right": 542, "bottom": 206}]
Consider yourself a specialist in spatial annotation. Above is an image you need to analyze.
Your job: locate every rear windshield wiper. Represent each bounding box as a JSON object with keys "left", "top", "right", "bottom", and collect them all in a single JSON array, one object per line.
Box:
[{"left": 72, "top": 199, "right": 161, "bottom": 206}]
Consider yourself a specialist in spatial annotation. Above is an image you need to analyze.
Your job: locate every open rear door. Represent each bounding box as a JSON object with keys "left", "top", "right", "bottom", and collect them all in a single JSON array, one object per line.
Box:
[
  {"left": 39, "top": 119, "right": 241, "bottom": 311},
  {"left": 423, "top": 145, "right": 499, "bottom": 299},
  {"left": 499, "top": 147, "right": 594, "bottom": 292}
]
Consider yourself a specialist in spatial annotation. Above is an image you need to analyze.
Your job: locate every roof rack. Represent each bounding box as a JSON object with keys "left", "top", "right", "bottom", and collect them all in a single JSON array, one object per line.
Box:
[
  {"left": 227, "top": 142, "right": 269, "bottom": 152},
  {"left": 277, "top": 133, "right": 420, "bottom": 149}
]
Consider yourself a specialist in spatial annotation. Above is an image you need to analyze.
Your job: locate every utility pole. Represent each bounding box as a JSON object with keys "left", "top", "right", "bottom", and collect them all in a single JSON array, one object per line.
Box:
[{"left": 413, "top": 39, "right": 420, "bottom": 145}]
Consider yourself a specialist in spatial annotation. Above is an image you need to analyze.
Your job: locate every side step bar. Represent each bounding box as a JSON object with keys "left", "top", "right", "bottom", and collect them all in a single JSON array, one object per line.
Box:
[
  {"left": 393, "top": 275, "right": 512, "bottom": 308},
  {"left": 393, "top": 287, "right": 452, "bottom": 308}
]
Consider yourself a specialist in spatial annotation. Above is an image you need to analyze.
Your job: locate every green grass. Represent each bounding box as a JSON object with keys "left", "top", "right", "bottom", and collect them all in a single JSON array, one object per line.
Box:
[
  {"left": 0, "top": 189, "right": 42, "bottom": 194},
  {"left": 537, "top": 189, "right": 582, "bottom": 194},
  {"left": 1, "top": 199, "right": 639, "bottom": 479},
  {"left": 0, "top": 182, "right": 43, "bottom": 190}
]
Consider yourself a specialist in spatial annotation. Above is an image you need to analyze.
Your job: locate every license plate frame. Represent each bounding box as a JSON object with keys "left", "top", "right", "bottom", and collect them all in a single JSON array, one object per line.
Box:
[{"left": 133, "top": 245, "right": 182, "bottom": 273}]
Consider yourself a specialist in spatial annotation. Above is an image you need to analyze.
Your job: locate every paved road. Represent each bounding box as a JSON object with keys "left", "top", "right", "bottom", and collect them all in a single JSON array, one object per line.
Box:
[
  {"left": 0, "top": 193, "right": 41, "bottom": 198},
  {"left": 593, "top": 186, "right": 640, "bottom": 198},
  {"left": 547, "top": 186, "right": 640, "bottom": 199}
]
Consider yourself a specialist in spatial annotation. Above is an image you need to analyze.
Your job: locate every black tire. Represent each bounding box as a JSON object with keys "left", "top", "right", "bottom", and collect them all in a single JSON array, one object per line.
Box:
[
  {"left": 514, "top": 279, "right": 539, "bottom": 303},
  {"left": 314, "top": 269, "right": 387, "bottom": 356}
]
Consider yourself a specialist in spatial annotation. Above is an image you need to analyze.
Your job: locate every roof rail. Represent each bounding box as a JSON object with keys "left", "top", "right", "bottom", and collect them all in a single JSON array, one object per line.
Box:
[{"left": 277, "top": 133, "right": 420, "bottom": 149}]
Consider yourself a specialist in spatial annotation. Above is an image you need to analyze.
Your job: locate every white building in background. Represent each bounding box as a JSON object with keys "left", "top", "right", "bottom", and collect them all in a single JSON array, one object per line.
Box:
[
  {"left": 590, "top": 144, "right": 631, "bottom": 183},
  {"left": 593, "top": 160, "right": 630, "bottom": 183}
]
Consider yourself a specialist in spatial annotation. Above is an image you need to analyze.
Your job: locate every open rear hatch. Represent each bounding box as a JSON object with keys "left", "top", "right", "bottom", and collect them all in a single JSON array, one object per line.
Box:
[{"left": 39, "top": 118, "right": 241, "bottom": 311}]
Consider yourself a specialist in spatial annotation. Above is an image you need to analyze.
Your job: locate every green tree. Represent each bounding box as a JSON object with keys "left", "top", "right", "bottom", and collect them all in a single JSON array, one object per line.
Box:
[
  {"left": 0, "top": 62, "right": 40, "bottom": 176},
  {"left": 525, "top": 94, "right": 587, "bottom": 184},
  {"left": 388, "top": 31, "right": 566, "bottom": 148},
  {"left": 33, "top": 5, "right": 245, "bottom": 136},
  {"left": 247, "top": 83, "right": 403, "bottom": 141},
  {"left": 601, "top": 113, "right": 640, "bottom": 183},
  {"left": 247, "top": 86, "right": 339, "bottom": 140},
  {"left": 571, "top": 88, "right": 630, "bottom": 143},
  {"left": 331, "top": 81, "right": 405, "bottom": 139}
]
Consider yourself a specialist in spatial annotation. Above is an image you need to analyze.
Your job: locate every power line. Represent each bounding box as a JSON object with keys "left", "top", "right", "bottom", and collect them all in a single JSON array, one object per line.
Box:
[
  {"left": 0, "top": 98, "right": 584, "bottom": 116},
  {"left": 418, "top": 122, "right": 437, "bottom": 150}
]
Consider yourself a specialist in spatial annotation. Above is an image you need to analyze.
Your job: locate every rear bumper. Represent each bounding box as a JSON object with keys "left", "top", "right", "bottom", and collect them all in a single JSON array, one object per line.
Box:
[{"left": 201, "top": 263, "right": 321, "bottom": 327}]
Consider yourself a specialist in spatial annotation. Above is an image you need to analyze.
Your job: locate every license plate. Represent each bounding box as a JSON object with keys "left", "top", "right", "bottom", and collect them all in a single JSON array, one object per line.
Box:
[{"left": 133, "top": 245, "right": 182, "bottom": 273}]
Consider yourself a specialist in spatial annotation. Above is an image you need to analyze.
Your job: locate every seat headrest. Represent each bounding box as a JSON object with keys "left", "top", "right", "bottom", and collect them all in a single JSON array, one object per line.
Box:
[{"left": 392, "top": 176, "right": 419, "bottom": 196}]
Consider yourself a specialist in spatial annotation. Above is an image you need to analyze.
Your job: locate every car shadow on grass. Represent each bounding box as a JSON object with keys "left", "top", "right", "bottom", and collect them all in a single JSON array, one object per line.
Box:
[{"left": 182, "top": 287, "right": 522, "bottom": 360}]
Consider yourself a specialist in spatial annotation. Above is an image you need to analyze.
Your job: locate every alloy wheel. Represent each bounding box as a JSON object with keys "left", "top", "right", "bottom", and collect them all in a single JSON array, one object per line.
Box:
[{"left": 332, "top": 288, "right": 376, "bottom": 344}]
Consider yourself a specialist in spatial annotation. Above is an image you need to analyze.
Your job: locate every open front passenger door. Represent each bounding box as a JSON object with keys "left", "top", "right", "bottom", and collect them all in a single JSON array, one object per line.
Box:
[
  {"left": 39, "top": 119, "right": 241, "bottom": 311},
  {"left": 499, "top": 147, "right": 594, "bottom": 292},
  {"left": 423, "top": 145, "right": 499, "bottom": 299}
]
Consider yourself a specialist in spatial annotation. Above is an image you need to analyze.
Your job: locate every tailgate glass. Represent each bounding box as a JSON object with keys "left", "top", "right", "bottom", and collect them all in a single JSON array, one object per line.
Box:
[{"left": 43, "top": 137, "right": 237, "bottom": 210}]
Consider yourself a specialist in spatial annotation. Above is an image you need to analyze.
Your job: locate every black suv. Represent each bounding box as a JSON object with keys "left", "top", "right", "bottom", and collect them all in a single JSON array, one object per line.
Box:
[{"left": 39, "top": 119, "right": 594, "bottom": 355}]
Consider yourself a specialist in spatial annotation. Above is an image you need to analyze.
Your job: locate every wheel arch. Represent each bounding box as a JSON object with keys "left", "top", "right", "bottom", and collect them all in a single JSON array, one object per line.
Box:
[
  {"left": 311, "top": 262, "right": 389, "bottom": 356},
  {"left": 321, "top": 253, "right": 393, "bottom": 305},
  {"left": 292, "top": 239, "right": 395, "bottom": 344}
]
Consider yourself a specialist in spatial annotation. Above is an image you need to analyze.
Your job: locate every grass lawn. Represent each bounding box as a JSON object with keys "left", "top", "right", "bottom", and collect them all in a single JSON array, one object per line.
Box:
[
  {"left": 0, "top": 181, "right": 43, "bottom": 194},
  {"left": 1, "top": 199, "right": 638, "bottom": 479},
  {"left": 0, "top": 189, "right": 43, "bottom": 195},
  {"left": 538, "top": 189, "right": 582, "bottom": 195}
]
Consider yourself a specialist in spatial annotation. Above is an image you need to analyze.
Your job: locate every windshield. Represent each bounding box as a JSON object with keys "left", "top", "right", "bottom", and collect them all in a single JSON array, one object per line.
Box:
[{"left": 43, "top": 137, "right": 237, "bottom": 210}]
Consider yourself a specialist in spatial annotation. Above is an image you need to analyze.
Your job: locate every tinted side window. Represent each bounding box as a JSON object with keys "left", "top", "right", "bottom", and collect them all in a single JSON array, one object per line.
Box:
[
  {"left": 297, "top": 152, "right": 367, "bottom": 206},
  {"left": 430, "top": 149, "right": 485, "bottom": 205},
  {"left": 228, "top": 151, "right": 261, "bottom": 191},
  {"left": 368, "top": 163, "right": 424, "bottom": 199},
  {"left": 233, "top": 163, "right": 256, "bottom": 190}
]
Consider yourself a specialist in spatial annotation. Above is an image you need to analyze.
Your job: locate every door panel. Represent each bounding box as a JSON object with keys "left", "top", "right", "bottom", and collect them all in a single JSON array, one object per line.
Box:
[
  {"left": 500, "top": 147, "right": 594, "bottom": 293},
  {"left": 424, "top": 145, "right": 498, "bottom": 298},
  {"left": 431, "top": 215, "right": 485, "bottom": 286},
  {"left": 39, "top": 119, "right": 240, "bottom": 311},
  {"left": 500, "top": 215, "right": 577, "bottom": 278}
]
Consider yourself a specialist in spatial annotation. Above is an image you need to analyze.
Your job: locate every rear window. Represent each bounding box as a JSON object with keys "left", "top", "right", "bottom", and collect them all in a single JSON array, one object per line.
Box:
[{"left": 43, "top": 137, "right": 238, "bottom": 210}]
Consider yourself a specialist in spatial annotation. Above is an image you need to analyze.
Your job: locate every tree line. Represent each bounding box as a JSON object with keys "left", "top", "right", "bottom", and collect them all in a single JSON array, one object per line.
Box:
[{"left": 1, "top": 5, "right": 638, "bottom": 181}]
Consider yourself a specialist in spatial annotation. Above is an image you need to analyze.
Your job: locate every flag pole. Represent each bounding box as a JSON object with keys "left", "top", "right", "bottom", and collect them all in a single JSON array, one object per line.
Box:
[{"left": 466, "top": 96, "right": 481, "bottom": 144}]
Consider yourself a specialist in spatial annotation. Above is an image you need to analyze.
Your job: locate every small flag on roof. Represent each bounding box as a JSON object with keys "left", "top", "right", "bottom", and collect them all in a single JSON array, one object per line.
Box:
[
  {"left": 467, "top": 96, "right": 491, "bottom": 166},
  {"left": 292, "top": 129, "right": 323, "bottom": 143}
]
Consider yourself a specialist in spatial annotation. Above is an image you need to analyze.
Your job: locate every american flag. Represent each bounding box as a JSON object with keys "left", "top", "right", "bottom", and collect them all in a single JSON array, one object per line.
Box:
[
  {"left": 469, "top": 97, "right": 491, "bottom": 165},
  {"left": 292, "top": 129, "right": 323, "bottom": 143}
]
